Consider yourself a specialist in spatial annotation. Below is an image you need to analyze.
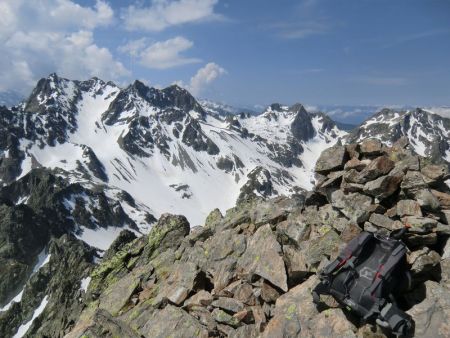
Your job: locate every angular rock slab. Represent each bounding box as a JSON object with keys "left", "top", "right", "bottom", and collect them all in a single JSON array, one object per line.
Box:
[
  {"left": 237, "top": 224, "right": 288, "bottom": 292},
  {"left": 141, "top": 305, "right": 209, "bottom": 338},
  {"left": 315, "top": 145, "right": 348, "bottom": 174},
  {"left": 262, "top": 275, "right": 357, "bottom": 338},
  {"left": 331, "top": 190, "right": 373, "bottom": 224},
  {"left": 407, "top": 281, "right": 450, "bottom": 338}
]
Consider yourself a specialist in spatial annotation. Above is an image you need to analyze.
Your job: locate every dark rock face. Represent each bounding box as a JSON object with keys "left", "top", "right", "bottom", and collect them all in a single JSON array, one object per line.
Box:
[
  {"left": 0, "top": 234, "right": 96, "bottom": 338},
  {"left": 237, "top": 167, "right": 275, "bottom": 203},
  {"left": 182, "top": 119, "right": 220, "bottom": 155},
  {"left": 290, "top": 103, "right": 316, "bottom": 142}
]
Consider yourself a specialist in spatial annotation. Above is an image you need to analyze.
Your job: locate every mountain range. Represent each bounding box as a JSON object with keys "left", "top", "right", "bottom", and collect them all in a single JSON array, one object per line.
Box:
[
  {"left": 0, "top": 73, "right": 449, "bottom": 337},
  {"left": 1, "top": 74, "right": 449, "bottom": 232}
]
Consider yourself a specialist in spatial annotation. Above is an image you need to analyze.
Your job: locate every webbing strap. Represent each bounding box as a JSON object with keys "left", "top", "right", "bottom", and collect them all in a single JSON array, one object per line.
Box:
[
  {"left": 321, "top": 232, "right": 373, "bottom": 276},
  {"left": 379, "top": 302, "right": 412, "bottom": 336},
  {"left": 369, "top": 242, "right": 407, "bottom": 295}
]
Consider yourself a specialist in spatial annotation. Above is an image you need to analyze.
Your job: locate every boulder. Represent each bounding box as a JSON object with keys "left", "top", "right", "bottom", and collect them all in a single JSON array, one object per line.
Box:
[
  {"left": 369, "top": 213, "right": 403, "bottom": 231},
  {"left": 415, "top": 189, "right": 441, "bottom": 210},
  {"left": 401, "top": 170, "right": 427, "bottom": 193},
  {"left": 421, "top": 164, "right": 449, "bottom": 182},
  {"left": 344, "top": 158, "right": 367, "bottom": 171},
  {"left": 315, "top": 145, "right": 348, "bottom": 174},
  {"left": 262, "top": 275, "right": 357, "bottom": 338},
  {"left": 331, "top": 190, "right": 373, "bottom": 224},
  {"left": 363, "top": 168, "right": 404, "bottom": 199},
  {"left": 211, "top": 308, "right": 241, "bottom": 328},
  {"left": 229, "top": 324, "right": 260, "bottom": 338},
  {"left": 359, "top": 139, "right": 383, "bottom": 156},
  {"left": 140, "top": 305, "right": 209, "bottom": 337},
  {"left": 354, "top": 155, "right": 395, "bottom": 184},
  {"left": 396, "top": 199, "right": 422, "bottom": 217},
  {"left": 146, "top": 213, "right": 191, "bottom": 259},
  {"left": 211, "top": 297, "right": 245, "bottom": 314},
  {"left": 183, "top": 290, "right": 213, "bottom": 309},
  {"left": 237, "top": 224, "right": 288, "bottom": 292},
  {"left": 407, "top": 281, "right": 450, "bottom": 338},
  {"left": 408, "top": 247, "right": 440, "bottom": 279},
  {"left": 431, "top": 189, "right": 450, "bottom": 209},
  {"left": 401, "top": 216, "right": 438, "bottom": 234}
]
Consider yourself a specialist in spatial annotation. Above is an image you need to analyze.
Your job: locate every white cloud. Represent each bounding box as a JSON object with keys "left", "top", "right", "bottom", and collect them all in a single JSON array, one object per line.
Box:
[
  {"left": 118, "top": 37, "right": 149, "bottom": 57},
  {"left": 186, "top": 62, "right": 226, "bottom": 95},
  {"left": 268, "top": 21, "right": 329, "bottom": 39},
  {"left": 0, "top": 0, "right": 128, "bottom": 93},
  {"left": 121, "top": 36, "right": 201, "bottom": 70},
  {"left": 122, "top": 0, "right": 220, "bottom": 31}
]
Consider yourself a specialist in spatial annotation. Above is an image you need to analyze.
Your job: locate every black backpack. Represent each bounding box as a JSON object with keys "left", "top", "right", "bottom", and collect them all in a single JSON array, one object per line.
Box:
[{"left": 312, "top": 230, "right": 413, "bottom": 336}]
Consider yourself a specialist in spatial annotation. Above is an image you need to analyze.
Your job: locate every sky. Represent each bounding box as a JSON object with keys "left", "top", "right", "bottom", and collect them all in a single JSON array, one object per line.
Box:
[{"left": 0, "top": 0, "right": 449, "bottom": 107}]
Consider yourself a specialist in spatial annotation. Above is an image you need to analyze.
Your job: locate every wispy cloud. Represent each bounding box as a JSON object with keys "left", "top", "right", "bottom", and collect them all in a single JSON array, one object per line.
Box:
[
  {"left": 121, "top": 0, "right": 223, "bottom": 32},
  {"left": 264, "top": 21, "right": 329, "bottom": 39},
  {"left": 381, "top": 29, "right": 450, "bottom": 48},
  {"left": 262, "top": 0, "right": 331, "bottom": 40}
]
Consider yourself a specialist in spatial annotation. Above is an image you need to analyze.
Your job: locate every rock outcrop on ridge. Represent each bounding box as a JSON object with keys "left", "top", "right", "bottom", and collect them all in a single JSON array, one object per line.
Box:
[
  {"left": 49, "top": 137, "right": 449, "bottom": 338},
  {"left": 2, "top": 137, "right": 450, "bottom": 337}
]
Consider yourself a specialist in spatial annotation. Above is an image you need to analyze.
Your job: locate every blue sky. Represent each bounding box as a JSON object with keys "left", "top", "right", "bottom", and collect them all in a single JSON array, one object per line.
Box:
[{"left": 1, "top": 0, "right": 449, "bottom": 107}]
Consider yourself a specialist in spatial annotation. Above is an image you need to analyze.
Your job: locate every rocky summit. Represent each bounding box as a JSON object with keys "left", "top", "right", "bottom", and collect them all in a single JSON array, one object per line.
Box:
[{"left": 2, "top": 138, "right": 449, "bottom": 337}]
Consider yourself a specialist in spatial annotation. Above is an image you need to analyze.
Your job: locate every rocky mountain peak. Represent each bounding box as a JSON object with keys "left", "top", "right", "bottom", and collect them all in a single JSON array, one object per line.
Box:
[
  {"left": 289, "top": 102, "right": 308, "bottom": 114},
  {"left": 290, "top": 104, "right": 316, "bottom": 142},
  {"left": 345, "top": 107, "right": 450, "bottom": 165}
]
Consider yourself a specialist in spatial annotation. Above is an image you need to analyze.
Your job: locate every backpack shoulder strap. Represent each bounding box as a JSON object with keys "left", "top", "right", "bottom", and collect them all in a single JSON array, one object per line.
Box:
[
  {"left": 321, "top": 231, "right": 373, "bottom": 276},
  {"left": 368, "top": 241, "right": 407, "bottom": 296}
]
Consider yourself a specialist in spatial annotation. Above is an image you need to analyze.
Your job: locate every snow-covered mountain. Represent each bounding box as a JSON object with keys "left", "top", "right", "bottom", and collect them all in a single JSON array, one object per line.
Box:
[
  {"left": 2, "top": 73, "right": 449, "bottom": 249},
  {"left": 199, "top": 98, "right": 258, "bottom": 116},
  {"left": 345, "top": 108, "right": 450, "bottom": 164},
  {"left": 0, "top": 74, "right": 346, "bottom": 233}
]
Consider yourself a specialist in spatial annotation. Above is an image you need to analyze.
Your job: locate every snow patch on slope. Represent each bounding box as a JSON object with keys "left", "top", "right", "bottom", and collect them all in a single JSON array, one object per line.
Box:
[{"left": 12, "top": 295, "right": 49, "bottom": 338}]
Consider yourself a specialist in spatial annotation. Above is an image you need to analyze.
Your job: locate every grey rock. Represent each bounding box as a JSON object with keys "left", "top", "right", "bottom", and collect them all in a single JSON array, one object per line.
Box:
[
  {"left": 211, "top": 308, "right": 241, "bottom": 328},
  {"left": 331, "top": 190, "right": 373, "bottom": 224},
  {"left": 211, "top": 297, "right": 245, "bottom": 314},
  {"left": 396, "top": 199, "right": 422, "bottom": 217},
  {"left": 354, "top": 155, "right": 395, "bottom": 184},
  {"left": 359, "top": 138, "right": 383, "bottom": 156},
  {"left": 184, "top": 290, "right": 213, "bottom": 308},
  {"left": 141, "top": 305, "right": 209, "bottom": 337},
  {"left": 369, "top": 213, "right": 403, "bottom": 231},
  {"left": 262, "top": 275, "right": 357, "bottom": 338},
  {"left": 237, "top": 224, "right": 288, "bottom": 291},
  {"left": 431, "top": 189, "right": 450, "bottom": 209},
  {"left": 407, "top": 281, "right": 450, "bottom": 338},
  {"left": 401, "top": 170, "right": 427, "bottom": 194},
  {"left": 401, "top": 216, "right": 438, "bottom": 234},
  {"left": 421, "top": 164, "right": 449, "bottom": 181},
  {"left": 408, "top": 247, "right": 440, "bottom": 278},
  {"left": 315, "top": 145, "right": 348, "bottom": 174},
  {"left": 363, "top": 168, "right": 404, "bottom": 199},
  {"left": 415, "top": 189, "right": 441, "bottom": 210}
]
